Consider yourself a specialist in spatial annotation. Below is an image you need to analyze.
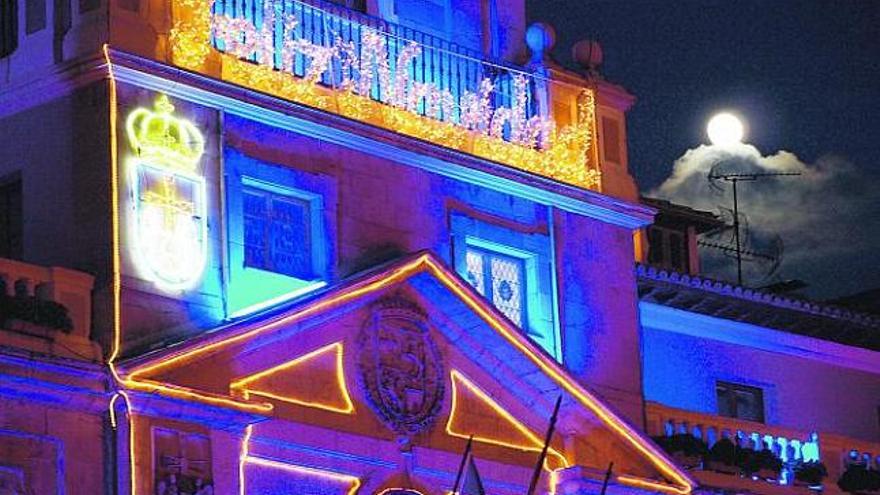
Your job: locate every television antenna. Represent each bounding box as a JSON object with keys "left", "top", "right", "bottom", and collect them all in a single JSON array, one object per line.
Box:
[{"left": 706, "top": 168, "right": 801, "bottom": 286}]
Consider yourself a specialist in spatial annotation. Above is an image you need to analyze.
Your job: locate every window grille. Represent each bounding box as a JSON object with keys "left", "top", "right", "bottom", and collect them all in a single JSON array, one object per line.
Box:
[
  {"left": 242, "top": 186, "right": 314, "bottom": 279},
  {"left": 465, "top": 246, "right": 526, "bottom": 327}
]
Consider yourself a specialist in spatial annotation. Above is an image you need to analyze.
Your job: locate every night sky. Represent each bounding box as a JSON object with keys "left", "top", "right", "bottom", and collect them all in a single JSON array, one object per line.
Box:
[{"left": 528, "top": 1, "right": 880, "bottom": 300}]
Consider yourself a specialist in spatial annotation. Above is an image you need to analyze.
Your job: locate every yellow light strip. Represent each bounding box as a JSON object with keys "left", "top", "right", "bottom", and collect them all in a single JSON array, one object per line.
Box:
[
  {"left": 109, "top": 392, "right": 121, "bottom": 429},
  {"left": 119, "top": 390, "right": 137, "bottom": 495},
  {"left": 105, "top": 43, "right": 124, "bottom": 384},
  {"left": 124, "top": 377, "right": 274, "bottom": 413},
  {"left": 106, "top": 44, "right": 141, "bottom": 495},
  {"left": 377, "top": 488, "right": 424, "bottom": 495},
  {"left": 239, "top": 425, "right": 253, "bottom": 495},
  {"left": 230, "top": 342, "right": 354, "bottom": 414},
  {"left": 121, "top": 253, "right": 692, "bottom": 493},
  {"left": 243, "top": 456, "right": 361, "bottom": 495},
  {"left": 549, "top": 468, "right": 560, "bottom": 495},
  {"left": 446, "top": 369, "right": 568, "bottom": 471},
  {"left": 124, "top": 258, "right": 427, "bottom": 379}
]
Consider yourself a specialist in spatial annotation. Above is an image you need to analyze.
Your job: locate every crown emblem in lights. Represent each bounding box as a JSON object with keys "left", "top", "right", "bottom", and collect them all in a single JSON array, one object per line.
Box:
[
  {"left": 125, "top": 93, "right": 208, "bottom": 292},
  {"left": 125, "top": 94, "right": 205, "bottom": 169}
]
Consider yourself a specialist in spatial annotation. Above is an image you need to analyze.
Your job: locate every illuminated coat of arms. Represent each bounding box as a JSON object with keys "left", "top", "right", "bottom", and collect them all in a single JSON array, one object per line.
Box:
[
  {"left": 126, "top": 95, "right": 208, "bottom": 290},
  {"left": 358, "top": 298, "right": 444, "bottom": 436}
]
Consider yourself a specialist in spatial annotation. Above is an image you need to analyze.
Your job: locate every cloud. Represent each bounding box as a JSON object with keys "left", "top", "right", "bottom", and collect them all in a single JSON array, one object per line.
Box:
[{"left": 648, "top": 143, "right": 880, "bottom": 299}]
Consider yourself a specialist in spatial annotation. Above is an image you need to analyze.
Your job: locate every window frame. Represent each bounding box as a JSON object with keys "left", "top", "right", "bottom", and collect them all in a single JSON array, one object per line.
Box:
[
  {"left": 223, "top": 147, "right": 335, "bottom": 318},
  {"left": 464, "top": 239, "right": 531, "bottom": 328},
  {"left": 647, "top": 225, "right": 689, "bottom": 273},
  {"left": 450, "top": 212, "right": 560, "bottom": 361}
]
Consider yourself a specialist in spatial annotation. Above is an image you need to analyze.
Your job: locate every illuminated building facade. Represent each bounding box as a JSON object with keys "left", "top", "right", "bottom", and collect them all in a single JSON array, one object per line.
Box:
[{"left": 0, "top": 1, "right": 877, "bottom": 495}]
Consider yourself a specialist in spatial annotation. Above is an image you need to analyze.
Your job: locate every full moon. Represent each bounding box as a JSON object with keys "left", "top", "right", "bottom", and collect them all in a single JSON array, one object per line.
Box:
[{"left": 707, "top": 113, "right": 745, "bottom": 146}]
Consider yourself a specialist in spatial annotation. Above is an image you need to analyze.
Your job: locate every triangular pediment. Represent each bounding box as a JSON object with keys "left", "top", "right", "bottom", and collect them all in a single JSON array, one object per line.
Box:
[{"left": 120, "top": 252, "right": 693, "bottom": 495}]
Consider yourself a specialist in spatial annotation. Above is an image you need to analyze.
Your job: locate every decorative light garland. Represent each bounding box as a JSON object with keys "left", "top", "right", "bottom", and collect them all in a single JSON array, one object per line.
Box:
[{"left": 168, "top": 0, "right": 601, "bottom": 190}]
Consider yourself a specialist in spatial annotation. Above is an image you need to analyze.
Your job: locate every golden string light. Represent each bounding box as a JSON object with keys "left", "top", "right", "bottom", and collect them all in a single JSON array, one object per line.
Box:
[{"left": 168, "top": 0, "right": 602, "bottom": 190}]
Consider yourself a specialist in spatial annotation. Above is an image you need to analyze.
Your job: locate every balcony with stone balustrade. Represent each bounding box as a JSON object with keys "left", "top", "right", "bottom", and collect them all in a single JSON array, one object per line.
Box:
[
  {"left": 0, "top": 257, "right": 100, "bottom": 361},
  {"left": 646, "top": 402, "right": 880, "bottom": 495}
]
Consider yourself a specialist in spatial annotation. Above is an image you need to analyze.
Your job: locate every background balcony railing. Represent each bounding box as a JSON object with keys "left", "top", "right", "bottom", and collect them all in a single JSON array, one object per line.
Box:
[{"left": 646, "top": 402, "right": 880, "bottom": 494}]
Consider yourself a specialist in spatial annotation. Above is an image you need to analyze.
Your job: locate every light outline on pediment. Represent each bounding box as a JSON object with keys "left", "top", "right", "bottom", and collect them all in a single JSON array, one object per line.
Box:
[
  {"left": 230, "top": 341, "right": 355, "bottom": 415},
  {"left": 117, "top": 253, "right": 694, "bottom": 495},
  {"left": 446, "top": 369, "right": 568, "bottom": 471}
]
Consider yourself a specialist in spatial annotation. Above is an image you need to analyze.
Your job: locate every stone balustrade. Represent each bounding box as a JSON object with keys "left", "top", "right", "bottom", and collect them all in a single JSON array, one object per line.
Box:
[
  {"left": 0, "top": 257, "right": 99, "bottom": 360},
  {"left": 646, "top": 401, "right": 880, "bottom": 495}
]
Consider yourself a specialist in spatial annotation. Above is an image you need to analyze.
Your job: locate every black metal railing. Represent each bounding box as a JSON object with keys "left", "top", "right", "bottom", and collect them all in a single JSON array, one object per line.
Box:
[{"left": 212, "top": 0, "right": 540, "bottom": 124}]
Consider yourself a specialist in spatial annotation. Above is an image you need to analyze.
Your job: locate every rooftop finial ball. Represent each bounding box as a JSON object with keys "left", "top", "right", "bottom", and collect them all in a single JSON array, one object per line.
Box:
[
  {"left": 707, "top": 113, "right": 745, "bottom": 146},
  {"left": 526, "top": 23, "right": 556, "bottom": 55}
]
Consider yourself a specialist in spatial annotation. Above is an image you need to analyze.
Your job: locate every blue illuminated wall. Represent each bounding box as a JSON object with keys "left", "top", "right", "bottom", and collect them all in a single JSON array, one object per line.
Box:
[
  {"left": 219, "top": 109, "right": 647, "bottom": 423},
  {"left": 641, "top": 310, "right": 880, "bottom": 440}
]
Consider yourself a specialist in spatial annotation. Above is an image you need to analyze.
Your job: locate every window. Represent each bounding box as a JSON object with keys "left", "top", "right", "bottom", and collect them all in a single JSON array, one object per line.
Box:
[
  {"left": 243, "top": 186, "right": 314, "bottom": 280},
  {"left": 26, "top": 0, "right": 46, "bottom": 34},
  {"left": 0, "top": 176, "right": 23, "bottom": 260},
  {"left": 601, "top": 116, "right": 621, "bottom": 164},
  {"left": 395, "top": 0, "right": 445, "bottom": 27},
  {"left": 648, "top": 227, "right": 664, "bottom": 265},
  {"left": 224, "top": 147, "right": 335, "bottom": 317},
  {"left": 647, "top": 226, "right": 689, "bottom": 273},
  {"left": 325, "top": 0, "right": 366, "bottom": 11},
  {"left": 380, "top": 0, "right": 449, "bottom": 37},
  {"left": 451, "top": 212, "right": 560, "bottom": 360},
  {"left": 716, "top": 381, "right": 765, "bottom": 423},
  {"left": 465, "top": 246, "right": 526, "bottom": 326},
  {"left": 1, "top": 0, "right": 17, "bottom": 58}
]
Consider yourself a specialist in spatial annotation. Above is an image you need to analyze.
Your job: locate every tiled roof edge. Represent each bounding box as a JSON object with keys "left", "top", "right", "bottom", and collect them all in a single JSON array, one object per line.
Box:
[{"left": 636, "top": 264, "right": 880, "bottom": 329}]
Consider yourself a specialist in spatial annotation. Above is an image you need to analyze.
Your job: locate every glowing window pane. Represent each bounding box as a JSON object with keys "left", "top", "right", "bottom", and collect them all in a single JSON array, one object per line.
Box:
[
  {"left": 465, "top": 246, "right": 525, "bottom": 327},
  {"left": 490, "top": 256, "right": 523, "bottom": 326},
  {"left": 243, "top": 186, "right": 313, "bottom": 279},
  {"left": 465, "top": 250, "right": 485, "bottom": 296}
]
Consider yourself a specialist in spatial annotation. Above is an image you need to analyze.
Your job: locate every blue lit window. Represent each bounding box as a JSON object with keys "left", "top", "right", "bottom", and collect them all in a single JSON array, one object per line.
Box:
[
  {"left": 224, "top": 147, "right": 335, "bottom": 318},
  {"left": 380, "top": 0, "right": 450, "bottom": 38},
  {"left": 465, "top": 246, "right": 526, "bottom": 327},
  {"left": 451, "top": 211, "right": 560, "bottom": 360},
  {"left": 242, "top": 187, "right": 314, "bottom": 279},
  {"left": 394, "top": 0, "right": 446, "bottom": 28}
]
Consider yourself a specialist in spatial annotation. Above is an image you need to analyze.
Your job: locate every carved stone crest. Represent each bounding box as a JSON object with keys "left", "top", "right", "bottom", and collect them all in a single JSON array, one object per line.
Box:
[{"left": 357, "top": 297, "right": 444, "bottom": 436}]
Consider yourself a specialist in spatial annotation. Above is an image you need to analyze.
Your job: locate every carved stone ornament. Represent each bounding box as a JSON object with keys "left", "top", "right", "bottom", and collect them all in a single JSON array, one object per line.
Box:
[{"left": 358, "top": 297, "right": 444, "bottom": 436}]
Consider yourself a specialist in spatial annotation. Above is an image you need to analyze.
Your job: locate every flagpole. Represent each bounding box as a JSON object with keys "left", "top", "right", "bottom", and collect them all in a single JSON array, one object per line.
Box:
[
  {"left": 452, "top": 435, "right": 474, "bottom": 495},
  {"left": 525, "top": 395, "right": 563, "bottom": 495},
  {"left": 599, "top": 462, "right": 614, "bottom": 495}
]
